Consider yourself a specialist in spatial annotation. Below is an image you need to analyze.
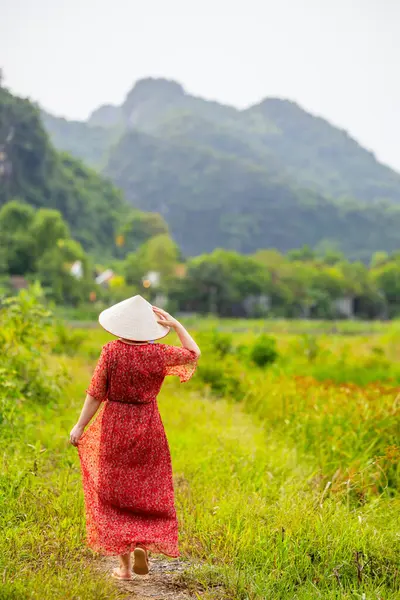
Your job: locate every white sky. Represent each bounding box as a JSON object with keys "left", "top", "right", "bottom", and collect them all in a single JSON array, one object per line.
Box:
[{"left": 1, "top": 0, "right": 399, "bottom": 170}]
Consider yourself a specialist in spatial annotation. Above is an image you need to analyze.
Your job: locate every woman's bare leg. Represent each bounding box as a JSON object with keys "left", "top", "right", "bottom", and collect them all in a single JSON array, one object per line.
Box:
[{"left": 112, "top": 553, "right": 132, "bottom": 578}]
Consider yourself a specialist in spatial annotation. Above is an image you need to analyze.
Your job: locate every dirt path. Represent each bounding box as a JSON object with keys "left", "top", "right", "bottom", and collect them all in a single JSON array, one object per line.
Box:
[{"left": 100, "top": 555, "right": 200, "bottom": 600}]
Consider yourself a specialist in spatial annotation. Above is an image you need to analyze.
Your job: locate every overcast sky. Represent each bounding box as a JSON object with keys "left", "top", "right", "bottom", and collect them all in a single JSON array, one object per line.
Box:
[{"left": 1, "top": 0, "right": 399, "bottom": 170}]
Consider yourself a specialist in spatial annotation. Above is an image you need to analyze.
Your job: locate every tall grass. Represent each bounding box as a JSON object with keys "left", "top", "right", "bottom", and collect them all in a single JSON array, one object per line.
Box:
[
  {"left": 1, "top": 302, "right": 399, "bottom": 598},
  {"left": 78, "top": 326, "right": 400, "bottom": 597},
  {"left": 0, "top": 293, "right": 121, "bottom": 600},
  {"left": 0, "top": 357, "right": 124, "bottom": 600},
  {"left": 163, "top": 379, "right": 400, "bottom": 598}
]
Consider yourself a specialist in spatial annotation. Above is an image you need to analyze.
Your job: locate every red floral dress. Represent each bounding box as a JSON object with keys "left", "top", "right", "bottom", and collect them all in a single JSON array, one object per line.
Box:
[{"left": 78, "top": 340, "right": 197, "bottom": 557}]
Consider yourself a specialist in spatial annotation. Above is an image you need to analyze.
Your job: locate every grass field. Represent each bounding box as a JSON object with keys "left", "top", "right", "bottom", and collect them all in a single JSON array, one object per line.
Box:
[{"left": 1, "top": 313, "right": 399, "bottom": 599}]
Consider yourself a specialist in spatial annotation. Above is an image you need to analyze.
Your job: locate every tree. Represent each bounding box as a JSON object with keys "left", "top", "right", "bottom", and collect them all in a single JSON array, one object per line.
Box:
[
  {"left": 0, "top": 199, "right": 34, "bottom": 231},
  {"left": 0, "top": 85, "right": 166, "bottom": 262},
  {"left": 124, "top": 252, "right": 146, "bottom": 287},
  {"left": 124, "top": 234, "right": 179, "bottom": 290},
  {"left": 118, "top": 211, "right": 169, "bottom": 255},
  {"left": 372, "top": 259, "right": 400, "bottom": 311},
  {"left": 36, "top": 238, "right": 91, "bottom": 305},
  {"left": 30, "top": 208, "right": 69, "bottom": 257},
  {"left": 170, "top": 250, "right": 271, "bottom": 316},
  {"left": 287, "top": 245, "right": 315, "bottom": 262},
  {"left": 0, "top": 200, "right": 36, "bottom": 274},
  {"left": 137, "top": 235, "right": 179, "bottom": 279},
  {"left": 0, "top": 199, "right": 93, "bottom": 304},
  {"left": 370, "top": 251, "right": 389, "bottom": 269}
]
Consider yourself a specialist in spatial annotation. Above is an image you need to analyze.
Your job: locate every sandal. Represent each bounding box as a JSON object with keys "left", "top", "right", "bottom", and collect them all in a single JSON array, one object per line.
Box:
[
  {"left": 133, "top": 547, "right": 149, "bottom": 575},
  {"left": 111, "top": 567, "right": 133, "bottom": 580}
]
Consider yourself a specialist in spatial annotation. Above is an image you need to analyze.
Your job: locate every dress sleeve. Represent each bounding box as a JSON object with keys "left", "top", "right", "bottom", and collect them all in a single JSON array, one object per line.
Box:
[
  {"left": 162, "top": 345, "right": 198, "bottom": 383},
  {"left": 86, "top": 345, "right": 109, "bottom": 401}
]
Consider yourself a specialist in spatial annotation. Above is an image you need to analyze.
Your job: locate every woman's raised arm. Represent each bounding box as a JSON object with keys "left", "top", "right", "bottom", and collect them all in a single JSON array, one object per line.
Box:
[{"left": 153, "top": 307, "right": 201, "bottom": 357}]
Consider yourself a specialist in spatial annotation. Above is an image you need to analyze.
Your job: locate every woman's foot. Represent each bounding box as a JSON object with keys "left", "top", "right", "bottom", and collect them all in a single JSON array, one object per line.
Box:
[
  {"left": 111, "top": 567, "right": 133, "bottom": 580},
  {"left": 133, "top": 547, "right": 149, "bottom": 575}
]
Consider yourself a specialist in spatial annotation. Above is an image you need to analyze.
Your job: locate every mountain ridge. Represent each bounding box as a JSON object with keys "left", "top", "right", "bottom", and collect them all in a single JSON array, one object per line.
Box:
[
  {"left": 40, "top": 77, "right": 400, "bottom": 258},
  {"left": 48, "top": 77, "right": 400, "bottom": 175},
  {"left": 0, "top": 84, "right": 168, "bottom": 259}
]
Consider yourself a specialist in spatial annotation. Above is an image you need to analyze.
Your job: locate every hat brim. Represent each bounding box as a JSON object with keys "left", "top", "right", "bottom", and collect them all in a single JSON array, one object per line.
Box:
[{"left": 98, "top": 313, "right": 170, "bottom": 342}]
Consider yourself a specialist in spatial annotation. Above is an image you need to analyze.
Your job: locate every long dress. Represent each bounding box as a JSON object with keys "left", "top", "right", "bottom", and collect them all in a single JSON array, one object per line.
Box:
[{"left": 77, "top": 339, "right": 197, "bottom": 557}]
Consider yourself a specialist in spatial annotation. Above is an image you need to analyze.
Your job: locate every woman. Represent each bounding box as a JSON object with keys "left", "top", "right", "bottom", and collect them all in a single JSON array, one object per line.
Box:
[{"left": 69, "top": 295, "right": 200, "bottom": 580}]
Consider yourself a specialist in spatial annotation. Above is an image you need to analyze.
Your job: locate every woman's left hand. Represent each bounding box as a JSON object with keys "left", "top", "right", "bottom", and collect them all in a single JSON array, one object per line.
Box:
[
  {"left": 70, "top": 424, "right": 84, "bottom": 446},
  {"left": 153, "top": 306, "right": 180, "bottom": 329}
]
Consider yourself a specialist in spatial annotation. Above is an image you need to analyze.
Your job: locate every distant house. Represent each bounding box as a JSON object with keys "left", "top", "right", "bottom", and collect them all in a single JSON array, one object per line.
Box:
[
  {"left": 154, "top": 293, "right": 168, "bottom": 308},
  {"left": 174, "top": 264, "right": 187, "bottom": 278},
  {"left": 70, "top": 260, "right": 83, "bottom": 279},
  {"left": 243, "top": 294, "right": 271, "bottom": 317},
  {"left": 334, "top": 296, "right": 354, "bottom": 318},
  {"left": 143, "top": 271, "right": 160, "bottom": 286},
  {"left": 95, "top": 269, "right": 115, "bottom": 287},
  {"left": 9, "top": 275, "right": 29, "bottom": 291}
]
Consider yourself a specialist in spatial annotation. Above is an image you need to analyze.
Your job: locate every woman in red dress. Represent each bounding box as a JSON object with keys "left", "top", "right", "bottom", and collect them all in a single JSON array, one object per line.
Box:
[{"left": 69, "top": 296, "right": 200, "bottom": 580}]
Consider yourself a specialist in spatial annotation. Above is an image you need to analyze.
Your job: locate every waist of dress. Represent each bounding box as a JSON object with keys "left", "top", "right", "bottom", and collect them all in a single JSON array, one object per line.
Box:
[{"left": 107, "top": 397, "right": 155, "bottom": 405}]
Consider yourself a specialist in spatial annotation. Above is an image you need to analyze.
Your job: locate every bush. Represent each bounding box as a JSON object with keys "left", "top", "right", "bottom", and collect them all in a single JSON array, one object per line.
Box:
[
  {"left": 0, "top": 285, "right": 66, "bottom": 406},
  {"left": 196, "top": 358, "right": 244, "bottom": 402},
  {"left": 210, "top": 330, "right": 233, "bottom": 357},
  {"left": 235, "top": 343, "right": 251, "bottom": 360},
  {"left": 52, "top": 321, "right": 85, "bottom": 355},
  {"left": 299, "top": 334, "right": 320, "bottom": 362},
  {"left": 195, "top": 330, "right": 233, "bottom": 358},
  {"left": 249, "top": 335, "right": 279, "bottom": 368}
]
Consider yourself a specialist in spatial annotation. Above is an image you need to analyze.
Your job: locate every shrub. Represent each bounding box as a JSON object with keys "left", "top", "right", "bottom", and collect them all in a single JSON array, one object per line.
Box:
[
  {"left": 52, "top": 321, "right": 85, "bottom": 355},
  {"left": 249, "top": 335, "right": 279, "bottom": 368},
  {"left": 196, "top": 358, "right": 244, "bottom": 402},
  {"left": 235, "top": 343, "right": 251, "bottom": 360},
  {"left": 195, "top": 330, "right": 233, "bottom": 358},
  {"left": 300, "top": 334, "right": 320, "bottom": 362},
  {"left": 0, "top": 285, "right": 66, "bottom": 406},
  {"left": 210, "top": 330, "right": 233, "bottom": 357}
]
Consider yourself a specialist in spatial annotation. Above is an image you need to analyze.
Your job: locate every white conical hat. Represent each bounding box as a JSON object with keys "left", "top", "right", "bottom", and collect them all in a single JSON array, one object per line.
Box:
[{"left": 99, "top": 295, "right": 170, "bottom": 341}]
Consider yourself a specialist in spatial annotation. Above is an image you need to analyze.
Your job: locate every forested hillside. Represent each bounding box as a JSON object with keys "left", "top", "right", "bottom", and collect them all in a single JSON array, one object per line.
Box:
[
  {"left": 103, "top": 128, "right": 400, "bottom": 259},
  {"left": 0, "top": 84, "right": 167, "bottom": 258},
  {"left": 245, "top": 98, "right": 400, "bottom": 202},
  {"left": 41, "top": 78, "right": 400, "bottom": 258},
  {"left": 41, "top": 111, "right": 113, "bottom": 167}
]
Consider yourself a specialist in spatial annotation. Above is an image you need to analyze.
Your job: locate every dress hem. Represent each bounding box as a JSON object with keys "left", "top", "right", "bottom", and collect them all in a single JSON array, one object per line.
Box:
[{"left": 86, "top": 540, "right": 180, "bottom": 558}]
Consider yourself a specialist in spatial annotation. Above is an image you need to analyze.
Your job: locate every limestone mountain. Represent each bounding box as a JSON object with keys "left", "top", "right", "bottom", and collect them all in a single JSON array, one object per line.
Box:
[
  {"left": 42, "top": 78, "right": 400, "bottom": 258},
  {"left": 0, "top": 84, "right": 167, "bottom": 259}
]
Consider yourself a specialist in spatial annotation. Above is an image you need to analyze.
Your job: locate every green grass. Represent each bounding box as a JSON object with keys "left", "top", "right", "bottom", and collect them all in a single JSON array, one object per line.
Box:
[
  {"left": 1, "top": 319, "right": 400, "bottom": 598},
  {"left": 163, "top": 382, "right": 400, "bottom": 598},
  {"left": 0, "top": 357, "right": 124, "bottom": 600},
  {"left": 62, "top": 308, "right": 400, "bottom": 336},
  {"left": 180, "top": 316, "right": 400, "bottom": 337}
]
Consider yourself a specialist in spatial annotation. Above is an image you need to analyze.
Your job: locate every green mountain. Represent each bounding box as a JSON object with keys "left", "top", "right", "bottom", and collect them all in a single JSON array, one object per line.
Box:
[
  {"left": 0, "top": 84, "right": 167, "bottom": 258},
  {"left": 104, "top": 129, "right": 400, "bottom": 260},
  {"left": 41, "top": 78, "right": 400, "bottom": 258},
  {"left": 41, "top": 111, "right": 114, "bottom": 167},
  {"left": 245, "top": 98, "right": 400, "bottom": 203}
]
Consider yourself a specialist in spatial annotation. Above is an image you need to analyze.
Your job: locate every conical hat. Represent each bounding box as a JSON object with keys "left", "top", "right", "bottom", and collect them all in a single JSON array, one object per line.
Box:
[{"left": 99, "top": 295, "right": 170, "bottom": 341}]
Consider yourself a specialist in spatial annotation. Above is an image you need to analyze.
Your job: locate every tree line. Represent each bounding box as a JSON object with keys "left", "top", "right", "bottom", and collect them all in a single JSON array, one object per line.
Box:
[
  {"left": 2, "top": 77, "right": 400, "bottom": 319},
  {"left": 2, "top": 199, "right": 400, "bottom": 319},
  {"left": 124, "top": 244, "right": 398, "bottom": 319}
]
